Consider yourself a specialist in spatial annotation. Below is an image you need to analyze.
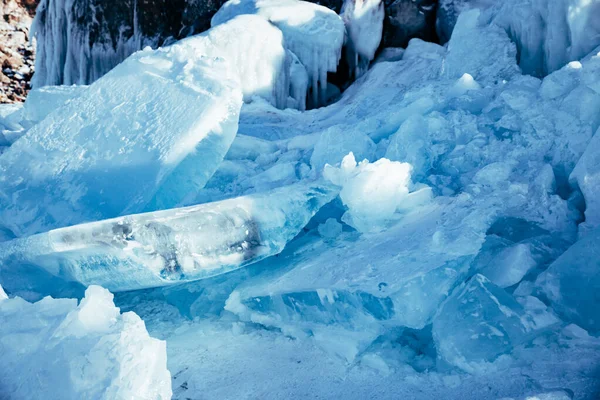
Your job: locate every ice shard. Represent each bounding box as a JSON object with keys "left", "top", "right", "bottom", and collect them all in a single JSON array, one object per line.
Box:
[{"left": 0, "top": 182, "right": 338, "bottom": 292}]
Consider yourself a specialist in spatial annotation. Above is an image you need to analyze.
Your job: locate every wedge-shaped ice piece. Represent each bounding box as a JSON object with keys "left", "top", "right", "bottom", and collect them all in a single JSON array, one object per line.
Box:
[
  {"left": 432, "top": 274, "right": 533, "bottom": 372},
  {"left": 212, "top": 0, "right": 345, "bottom": 107},
  {"left": 0, "top": 182, "right": 338, "bottom": 292},
  {"left": 0, "top": 35, "right": 243, "bottom": 239},
  {"left": 0, "top": 285, "right": 171, "bottom": 399},
  {"left": 535, "top": 228, "right": 600, "bottom": 333}
]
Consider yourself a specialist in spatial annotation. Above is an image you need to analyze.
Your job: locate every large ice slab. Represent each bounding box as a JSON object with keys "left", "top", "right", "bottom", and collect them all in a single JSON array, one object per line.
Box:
[
  {"left": 535, "top": 228, "right": 600, "bottom": 333},
  {"left": 0, "top": 182, "right": 338, "bottom": 292},
  {"left": 432, "top": 274, "right": 533, "bottom": 372},
  {"left": 212, "top": 0, "right": 345, "bottom": 107},
  {"left": 0, "top": 36, "right": 243, "bottom": 238},
  {"left": 0, "top": 285, "right": 171, "bottom": 399}
]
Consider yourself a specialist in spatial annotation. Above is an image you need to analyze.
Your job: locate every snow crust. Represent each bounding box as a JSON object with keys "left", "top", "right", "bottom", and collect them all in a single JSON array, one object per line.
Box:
[{"left": 0, "top": 285, "right": 171, "bottom": 399}]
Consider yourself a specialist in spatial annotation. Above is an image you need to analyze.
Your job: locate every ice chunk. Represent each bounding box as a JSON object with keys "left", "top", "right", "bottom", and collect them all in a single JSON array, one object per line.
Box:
[
  {"left": 375, "top": 47, "right": 405, "bottom": 63},
  {"left": 0, "top": 284, "right": 7, "bottom": 300},
  {"left": 570, "top": 127, "right": 600, "bottom": 233},
  {"left": 212, "top": 0, "right": 345, "bottom": 107},
  {"left": 205, "top": 15, "right": 292, "bottom": 109},
  {"left": 341, "top": 0, "right": 385, "bottom": 79},
  {"left": 0, "top": 286, "right": 171, "bottom": 399},
  {"left": 432, "top": 274, "right": 533, "bottom": 372},
  {"left": 318, "top": 218, "right": 343, "bottom": 239},
  {"left": 444, "top": 9, "right": 519, "bottom": 85},
  {"left": 0, "top": 36, "right": 243, "bottom": 238},
  {"left": 324, "top": 153, "right": 431, "bottom": 232},
  {"left": 0, "top": 182, "right": 338, "bottom": 292},
  {"left": 22, "top": 85, "right": 88, "bottom": 124},
  {"left": 480, "top": 243, "right": 537, "bottom": 288},
  {"left": 535, "top": 228, "right": 600, "bottom": 332},
  {"left": 310, "top": 126, "right": 376, "bottom": 173}
]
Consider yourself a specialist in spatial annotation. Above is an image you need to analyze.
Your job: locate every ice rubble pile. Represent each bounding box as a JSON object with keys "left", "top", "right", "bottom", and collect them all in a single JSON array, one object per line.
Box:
[
  {"left": 212, "top": 0, "right": 346, "bottom": 107},
  {"left": 0, "top": 285, "right": 171, "bottom": 399},
  {"left": 0, "top": 0, "right": 599, "bottom": 397}
]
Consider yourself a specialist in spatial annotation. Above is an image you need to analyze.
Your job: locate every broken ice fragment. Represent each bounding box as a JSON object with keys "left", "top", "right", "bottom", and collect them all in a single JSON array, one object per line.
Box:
[
  {"left": 0, "top": 182, "right": 338, "bottom": 292},
  {"left": 432, "top": 274, "right": 534, "bottom": 372}
]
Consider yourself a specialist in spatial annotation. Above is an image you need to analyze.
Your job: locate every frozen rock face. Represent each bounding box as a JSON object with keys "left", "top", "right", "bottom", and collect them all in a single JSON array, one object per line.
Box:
[
  {"left": 382, "top": 0, "right": 438, "bottom": 48},
  {"left": 341, "top": 0, "right": 384, "bottom": 79},
  {"left": 0, "top": 285, "right": 171, "bottom": 399},
  {"left": 432, "top": 274, "right": 533, "bottom": 372},
  {"left": 536, "top": 229, "right": 600, "bottom": 333},
  {"left": 0, "top": 182, "right": 338, "bottom": 292},
  {"left": 0, "top": 34, "right": 243, "bottom": 238},
  {"left": 212, "top": 0, "right": 345, "bottom": 108}
]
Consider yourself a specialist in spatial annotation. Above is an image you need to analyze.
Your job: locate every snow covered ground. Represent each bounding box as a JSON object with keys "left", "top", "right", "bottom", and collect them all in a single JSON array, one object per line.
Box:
[{"left": 1, "top": 0, "right": 600, "bottom": 399}]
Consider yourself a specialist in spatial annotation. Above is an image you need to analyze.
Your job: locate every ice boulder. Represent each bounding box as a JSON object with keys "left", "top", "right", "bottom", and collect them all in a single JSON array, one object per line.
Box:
[
  {"left": 212, "top": 0, "right": 345, "bottom": 107},
  {"left": 341, "top": 0, "right": 385, "bottom": 79},
  {"left": 535, "top": 228, "right": 600, "bottom": 333},
  {"left": 204, "top": 15, "right": 292, "bottom": 109},
  {"left": 479, "top": 243, "right": 537, "bottom": 288},
  {"left": 324, "top": 153, "right": 432, "bottom": 232},
  {"left": 443, "top": 9, "right": 519, "bottom": 85},
  {"left": 0, "top": 35, "right": 243, "bottom": 238},
  {"left": 0, "top": 181, "right": 338, "bottom": 292},
  {"left": 570, "top": 128, "right": 600, "bottom": 233},
  {"left": 0, "top": 285, "right": 171, "bottom": 399},
  {"left": 433, "top": 274, "right": 534, "bottom": 372}
]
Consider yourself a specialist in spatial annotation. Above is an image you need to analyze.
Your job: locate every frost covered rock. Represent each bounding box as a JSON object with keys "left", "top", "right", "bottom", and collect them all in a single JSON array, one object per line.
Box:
[
  {"left": 0, "top": 35, "right": 243, "bottom": 238},
  {"left": 318, "top": 218, "right": 343, "bottom": 239},
  {"left": 0, "top": 181, "right": 338, "bottom": 292},
  {"left": 324, "top": 153, "right": 432, "bottom": 232},
  {"left": 212, "top": 0, "right": 345, "bottom": 108},
  {"left": 0, "top": 285, "right": 171, "bottom": 399},
  {"left": 536, "top": 229, "right": 600, "bottom": 333},
  {"left": 570, "top": 127, "right": 600, "bottom": 233},
  {"left": 382, "top": 0, "right": 438, "bottom": 48},
  {"left": 433, "top": 274, "right": 533, "bottom": 372},
  {"left": 341, "top": 0, "right": 384, "bottom": 79}
]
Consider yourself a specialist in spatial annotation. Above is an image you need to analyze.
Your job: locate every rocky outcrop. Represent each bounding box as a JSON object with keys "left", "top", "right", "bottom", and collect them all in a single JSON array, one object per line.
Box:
[{"left": 1, "top": 0, "right": 38, "bottom": 102}]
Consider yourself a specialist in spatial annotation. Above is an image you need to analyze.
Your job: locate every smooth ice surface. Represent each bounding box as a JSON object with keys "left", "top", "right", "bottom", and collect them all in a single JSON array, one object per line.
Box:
[
  {"left": 0, "top": 37, "right": 243, "bottom": 238},
  {"left": 0, "top": 182, "right": 338, "bottom": 292},
  {"left": 212, "top": 0, "right": 345, "bottom": 107},
  {"left": 433, "top": 274, "right": 533, "bottom": 373},
  {"left": 0, "top": 285, "right": 171, "bottom": 399},
  {"left": 536, "top": 228, "right": 600, "bottom": 333},
  {"left": 341, "top": 0, "right": 385, "bottom": 79}
]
